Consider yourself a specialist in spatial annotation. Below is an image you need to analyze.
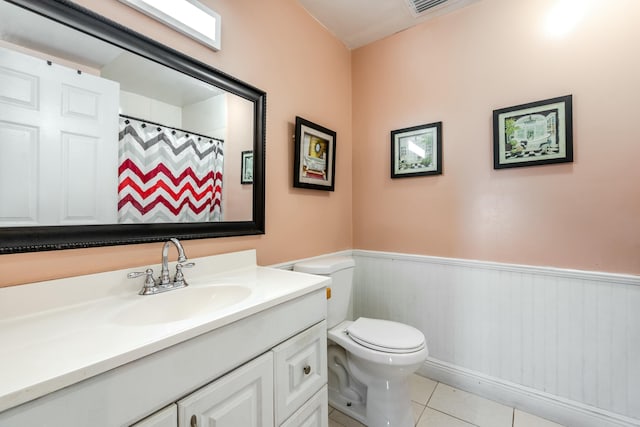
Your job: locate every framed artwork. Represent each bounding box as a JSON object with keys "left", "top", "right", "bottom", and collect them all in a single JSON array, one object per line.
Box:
[
  {"left": 493, "top": 95, "right": 573, "bottom": 169},
  {"left": 391, "top": 121, "right": 442, "bottom": 178},
  {"left": 294, "top": 116, "right": 336, "bottom": 191},
  {"left": 241, "top": 150, "right": 253, "bottom": 184}
]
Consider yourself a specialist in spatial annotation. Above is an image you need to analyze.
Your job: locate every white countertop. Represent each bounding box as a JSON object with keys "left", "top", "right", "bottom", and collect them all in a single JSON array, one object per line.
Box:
[{"left": 0, "top": 250, "right": 329, "bottom": 413}]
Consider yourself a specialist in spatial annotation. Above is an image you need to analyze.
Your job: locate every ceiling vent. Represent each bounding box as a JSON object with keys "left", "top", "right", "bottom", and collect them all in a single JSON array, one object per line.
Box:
[{"left": 406, "top": 0, "right": 449, "bottom": 16}]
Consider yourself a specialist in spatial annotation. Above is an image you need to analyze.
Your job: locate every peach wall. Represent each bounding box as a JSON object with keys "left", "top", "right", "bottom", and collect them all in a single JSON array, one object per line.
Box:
[
  {"left": 0, "top": 0, "right": 352, "bottom": 287},
  {"left": 352, "top": 0, "right": 640, "bottom": 274},
  {"left": 223, "top": 94, "right": 254, "bottom": 221}
]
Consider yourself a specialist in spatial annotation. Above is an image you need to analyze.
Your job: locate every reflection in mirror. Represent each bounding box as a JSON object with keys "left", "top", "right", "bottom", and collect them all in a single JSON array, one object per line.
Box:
[{"left": 0, "top": 0, "right": 265, "bottom": 253}]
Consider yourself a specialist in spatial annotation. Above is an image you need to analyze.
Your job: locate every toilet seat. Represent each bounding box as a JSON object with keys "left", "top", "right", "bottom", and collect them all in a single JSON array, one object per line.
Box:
[
  {"left": 328, "top": 320, "right": 428, "bottom": 368},
  {"left": 346, "top": 317, "right": 425, "bottom": 354}
]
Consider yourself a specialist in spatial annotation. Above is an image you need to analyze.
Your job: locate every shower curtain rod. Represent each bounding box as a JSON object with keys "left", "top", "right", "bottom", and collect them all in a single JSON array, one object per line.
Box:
[{"left": 120, "top": 113, "right": 224, "bottom": 143}]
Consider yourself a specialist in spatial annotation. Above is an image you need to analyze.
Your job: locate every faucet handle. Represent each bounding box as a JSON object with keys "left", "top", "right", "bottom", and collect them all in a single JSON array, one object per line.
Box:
[
  {"left": 128, "top": 268, "right": 157, "bottom": 295},
  {"left": 174, "top": 262, "right": 195, "bottom": 287}
]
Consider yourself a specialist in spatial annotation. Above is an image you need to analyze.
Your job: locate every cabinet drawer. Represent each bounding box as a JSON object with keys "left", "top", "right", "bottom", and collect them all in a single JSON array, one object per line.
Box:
[
  {"left": 280, "top": 385, "right": 328, "bottom": 427},
  {"left": 273, "top": 321, "right": 327, "bottom": 425}
]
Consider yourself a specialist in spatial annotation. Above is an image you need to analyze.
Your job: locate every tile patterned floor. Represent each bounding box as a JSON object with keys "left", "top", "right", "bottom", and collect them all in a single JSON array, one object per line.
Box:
[{"left": 328, "top": 374, "right": 565, "bottom": 427}]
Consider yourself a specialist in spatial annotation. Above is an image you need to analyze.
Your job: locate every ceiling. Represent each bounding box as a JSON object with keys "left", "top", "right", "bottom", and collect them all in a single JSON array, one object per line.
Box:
[
  {"left": 0, "top": 0, "right": 483, "bottom": 97},
  {"left": 296, "top": 0, "right": 481, "bottom": 49}
]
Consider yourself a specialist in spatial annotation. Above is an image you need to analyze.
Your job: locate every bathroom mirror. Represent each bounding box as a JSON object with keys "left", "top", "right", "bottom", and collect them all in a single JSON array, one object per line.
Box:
[{"left": 0, "top": 0, "right": 266, "bottom": 253}]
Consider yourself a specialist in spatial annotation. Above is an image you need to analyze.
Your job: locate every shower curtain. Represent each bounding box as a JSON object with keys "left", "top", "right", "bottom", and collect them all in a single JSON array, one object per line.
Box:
[{"left": 117, "top": 116, "right": 223, "bottom": 223}]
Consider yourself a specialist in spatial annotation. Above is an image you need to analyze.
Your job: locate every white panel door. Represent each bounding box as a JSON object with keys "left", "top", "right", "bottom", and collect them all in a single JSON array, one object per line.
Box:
[
  {"left": 177, "top": 352, "right": 274, "bottom": 427},
  {"left": 0, "top": 46, "right": 119, "bottom": 225}
]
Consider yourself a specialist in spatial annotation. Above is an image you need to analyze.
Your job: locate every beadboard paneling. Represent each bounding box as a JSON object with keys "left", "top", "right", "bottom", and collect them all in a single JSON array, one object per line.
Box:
[{"left": 351, "top": 250, "right": 640, "bottom": 425}]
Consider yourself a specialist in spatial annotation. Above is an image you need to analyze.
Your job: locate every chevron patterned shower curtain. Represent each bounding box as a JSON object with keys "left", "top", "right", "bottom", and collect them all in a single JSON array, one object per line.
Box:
[{"left": 117, "top": 116, "right": 223, "bottom": 223}]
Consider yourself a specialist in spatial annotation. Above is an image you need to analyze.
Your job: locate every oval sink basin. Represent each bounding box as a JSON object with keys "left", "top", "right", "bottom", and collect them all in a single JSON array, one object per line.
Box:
[{"left": 114, "top": 285, "right": 251, "bottom": 325}]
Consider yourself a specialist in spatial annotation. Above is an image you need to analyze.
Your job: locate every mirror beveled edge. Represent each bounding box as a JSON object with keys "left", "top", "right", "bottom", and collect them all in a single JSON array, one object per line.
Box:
[{"left": 0, "top": 0, "right": 266, "bottom": 254}]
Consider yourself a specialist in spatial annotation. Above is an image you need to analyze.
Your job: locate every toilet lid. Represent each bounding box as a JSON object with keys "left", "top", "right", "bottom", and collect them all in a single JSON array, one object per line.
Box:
[{"left": 346, "top": 318, "right": 425, "bottom": 354}]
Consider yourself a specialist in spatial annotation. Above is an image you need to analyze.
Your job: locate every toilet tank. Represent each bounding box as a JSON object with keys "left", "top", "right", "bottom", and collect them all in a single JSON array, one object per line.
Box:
[{"left": 294, "top": 256, "right": 355, "bottom": 328}]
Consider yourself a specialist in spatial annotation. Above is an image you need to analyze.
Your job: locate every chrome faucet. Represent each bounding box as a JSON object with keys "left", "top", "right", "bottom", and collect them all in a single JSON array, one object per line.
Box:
[
  {"left": 160, "top": 238, "right": 187, "bottom": 286},
  {"left": 127, "top": 238, "right": 195, "bottom": 295}
]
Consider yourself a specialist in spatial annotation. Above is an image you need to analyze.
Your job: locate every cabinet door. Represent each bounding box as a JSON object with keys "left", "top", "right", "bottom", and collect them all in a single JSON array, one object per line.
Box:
[
  {"left": 280, "top": 385, "right": 328, "bottom": 427},
  {"left": 273, "top": 321, "right": 327, "bottom": 425},
  {"left": 177, "top": 352, "right": 273, "bottom": 427},
  {"left": 130, "top": 404, "right": 177, "bottom": 427}
]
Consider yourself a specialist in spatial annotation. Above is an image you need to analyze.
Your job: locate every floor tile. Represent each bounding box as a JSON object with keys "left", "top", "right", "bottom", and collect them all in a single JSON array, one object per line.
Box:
[
  {"left": 412, "top": 401, "right": 426, "bottom": 424},
  {"left": 416, "top": 408, "right": 477, "bottom": 427},
  {"left": 329, "top": 409, "right": 366, "bottom": 427},
  {"left": 514, "top": 409, "right": 565, "bottom": 427},
  {"left": 410, "top": 373, "right": 438, "bottom": 405},
  {"left": 427, "top": 383, "right": 513, "bottom": 427},
  {"left": 329, "top": 418, "right": 345, "bottom": 427}
]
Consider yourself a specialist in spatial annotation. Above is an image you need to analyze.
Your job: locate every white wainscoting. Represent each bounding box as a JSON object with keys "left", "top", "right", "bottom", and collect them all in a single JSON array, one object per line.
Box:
[{"left": 352, "top": 250, "right": 640, "bottom": 427}]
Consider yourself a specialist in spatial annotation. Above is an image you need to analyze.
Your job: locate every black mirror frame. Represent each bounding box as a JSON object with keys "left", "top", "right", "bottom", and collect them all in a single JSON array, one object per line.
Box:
[{"left": 1, "top": 0, "right": 266, "bottom": 254}]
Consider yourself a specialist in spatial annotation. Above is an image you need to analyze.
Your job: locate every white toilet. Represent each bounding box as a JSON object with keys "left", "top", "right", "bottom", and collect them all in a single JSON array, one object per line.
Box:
[{"left": 294, "top": 256, "right": 428, "bottom": 427}]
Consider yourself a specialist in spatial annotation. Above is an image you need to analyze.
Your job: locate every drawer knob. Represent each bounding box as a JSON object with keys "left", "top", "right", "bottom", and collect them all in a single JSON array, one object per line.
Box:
[
  {"left": 190, "top": 415, "right": 198, "bottom": 427},
  {"left": 303, "top": 365, "right": 311, "bottom": 375}
]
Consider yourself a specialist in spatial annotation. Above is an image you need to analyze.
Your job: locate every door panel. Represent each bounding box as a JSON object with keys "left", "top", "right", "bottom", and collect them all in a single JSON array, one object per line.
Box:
[{"left": 0, "top": 121, "right": 38, "bottom": 223}]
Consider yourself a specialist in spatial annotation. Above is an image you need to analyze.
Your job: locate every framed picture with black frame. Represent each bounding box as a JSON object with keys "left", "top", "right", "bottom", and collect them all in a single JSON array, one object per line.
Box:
[
  {"left": 240, "top": 150, "right": 253, "bottom": 184},
  {"left": 293, "top": 116, "right": 336, "bottom": 191},
  {"left": 391, "top": 121, "right": 442, "bottom": 178},
  {"left": 493, "top": 95, "right": 573, "bottom": 169}
]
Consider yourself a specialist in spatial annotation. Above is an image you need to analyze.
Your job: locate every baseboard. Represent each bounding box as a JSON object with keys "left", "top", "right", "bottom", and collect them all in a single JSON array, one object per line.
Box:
[{"left": 419, "top": 358, "right": 640, "bottom": 427}]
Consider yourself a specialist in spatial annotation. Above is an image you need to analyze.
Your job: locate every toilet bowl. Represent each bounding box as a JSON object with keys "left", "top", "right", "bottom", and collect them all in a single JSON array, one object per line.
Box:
[
  {"left": 329, "top": 319, "right": 427, "bottom": 427},
  {"left": 294, "top": 256, "right": 428, "bottom": 427}
]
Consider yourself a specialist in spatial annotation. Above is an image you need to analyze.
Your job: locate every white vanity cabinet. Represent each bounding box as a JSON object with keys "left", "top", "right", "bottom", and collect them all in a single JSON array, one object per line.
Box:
[
  {"left": 0, "top": 286, "right": 328, "bottom": 427},
  {"left": 131, "top": 321, "right": 328, "bottom": 427}
]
